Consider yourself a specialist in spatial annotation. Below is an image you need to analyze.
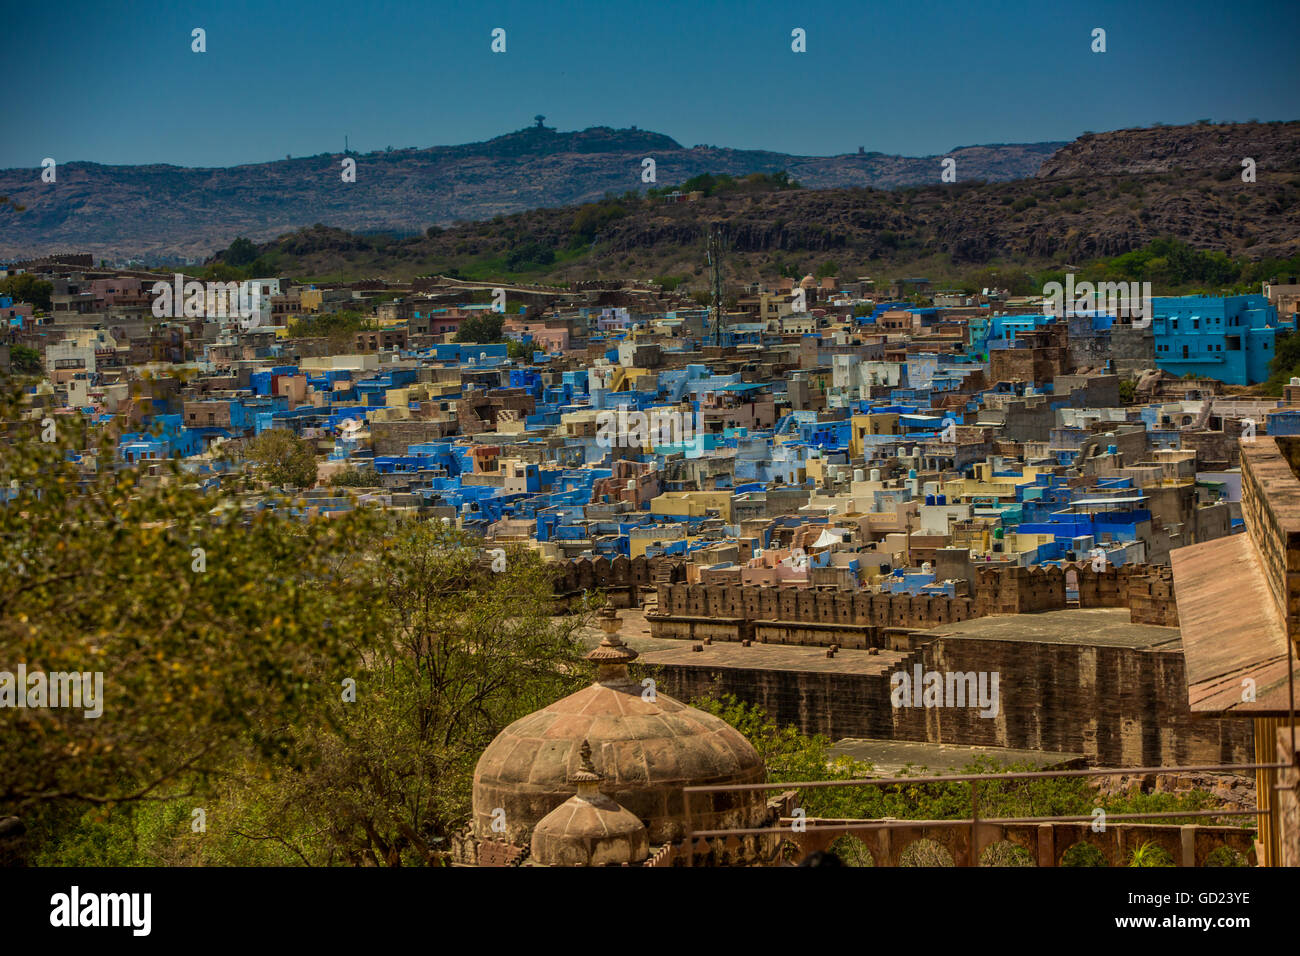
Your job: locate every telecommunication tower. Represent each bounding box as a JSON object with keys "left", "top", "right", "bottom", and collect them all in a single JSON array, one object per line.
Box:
[{"left": 706, "top": 222, "right": 726, "bottom": 346}]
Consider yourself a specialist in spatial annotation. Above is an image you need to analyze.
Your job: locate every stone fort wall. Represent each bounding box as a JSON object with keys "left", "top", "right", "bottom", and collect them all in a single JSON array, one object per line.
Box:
[
  {"left": 652, "top": 630, "right": 1251, "bottom": 767},
  {"left": 644, "top": 563, "right": 1179, "bottom": 645},
  {"left": 549, "top": 557, "right": 1180, "bottom": 634}
]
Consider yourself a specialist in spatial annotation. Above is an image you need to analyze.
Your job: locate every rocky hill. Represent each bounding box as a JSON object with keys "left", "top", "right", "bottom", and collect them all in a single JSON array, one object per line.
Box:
[
  {"left": 0, "top": 125, "right": 1061, "bottom": 261},
  {"left": 1038, "top": 121, "right": 1297, "bottom": 179},
  {"left": 215, "top": 121, "right": 1300, "bottom": 287}
]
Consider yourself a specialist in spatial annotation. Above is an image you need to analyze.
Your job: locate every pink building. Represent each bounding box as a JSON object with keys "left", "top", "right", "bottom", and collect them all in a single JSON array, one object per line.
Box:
[
  {"left": 505, "top": 317, "right": 569, "bottom": 353},
  {"left": 90, "top": 277, "right": 145, "bottom": 306},
  {"left": 591, "top": 459, "right": 660, "bottom": 509}
]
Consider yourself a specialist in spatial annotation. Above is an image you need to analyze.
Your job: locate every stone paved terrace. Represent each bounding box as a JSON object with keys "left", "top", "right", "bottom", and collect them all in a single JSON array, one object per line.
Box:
[{"left": 920, "top": 606, "right": 1183, "bottom": 649}]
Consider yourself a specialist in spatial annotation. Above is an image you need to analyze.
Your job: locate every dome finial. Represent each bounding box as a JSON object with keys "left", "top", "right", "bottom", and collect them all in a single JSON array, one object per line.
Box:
[
  {"left": 586, "top": 601, "right": 638, "bottom": 683},
  {"left": 570, "top": 739, "right": 601, "bottom": 792}
]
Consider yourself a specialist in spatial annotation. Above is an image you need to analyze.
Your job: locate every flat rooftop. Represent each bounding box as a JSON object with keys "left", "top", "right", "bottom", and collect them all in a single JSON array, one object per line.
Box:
[
  {"left": 828, "top": 738, "right": 1085, "bottom": 774},
  {"left": 577, "top": 607, "right": 1182, "bottom": 678},
  {"left": 921, "top": 607, "right": 1182, "bottom": 651},
  {"left": 639, "top": 641, "right": 910, "bottom": 677}
]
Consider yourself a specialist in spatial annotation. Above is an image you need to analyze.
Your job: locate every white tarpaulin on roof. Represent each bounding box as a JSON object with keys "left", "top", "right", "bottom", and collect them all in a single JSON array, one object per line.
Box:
[{"left": 812, "top": 528, "right": 845, "bottom": 548}]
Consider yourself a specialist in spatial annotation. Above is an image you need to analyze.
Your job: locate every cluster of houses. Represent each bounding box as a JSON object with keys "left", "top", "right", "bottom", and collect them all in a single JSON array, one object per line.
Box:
[{"left": 3, "top": 254, "right": 1300, "bottom": 590}]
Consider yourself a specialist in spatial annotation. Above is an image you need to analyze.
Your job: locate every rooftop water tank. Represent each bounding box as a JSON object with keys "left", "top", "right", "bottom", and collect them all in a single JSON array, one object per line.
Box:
[
  {"left": 870, "top": 468, "right": 881, "bottom": 481},
  {"left": 854, "top": 469, "right": 865, "bottom": 482}
]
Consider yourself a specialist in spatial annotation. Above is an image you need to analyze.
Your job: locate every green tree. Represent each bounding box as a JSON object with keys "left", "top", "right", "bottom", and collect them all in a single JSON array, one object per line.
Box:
[
  {"left": 505, "top": 241, "right": 555, "bottom": 271},
  {"left": 0, "top": 389, "right": 384, "bottom": 823},
  {"left": 7, "top": 345, "right": 43, "bottom": 375},
  {"left": 289, "top": 310, "right": 374, "bottom": 348},
  {"left": 244, "top": 428, "right": 319, "bottom": 489},
  {"left": 3, "top": 389, "right": 599, "bottom": 866},
  {"left": 223, "top": 237, "right": 260, "bottom": 268},
  {"left": 454, "top": 314, "right": 505, "bottom": 343},
  {"left": 0, "top": 274, "right": 53, "bottom": 311},
  {"left": 197, "top": 262, "right": 247, "bottom": 283},
  {"left": 1264, "top": 330, "right": 1300, "bottom": 395},
  {"left": 203, "top": 524, "right": 592, "bottom": 865},
  {"left": 570, "top": 201, "right": 627, "bottom": 242}
]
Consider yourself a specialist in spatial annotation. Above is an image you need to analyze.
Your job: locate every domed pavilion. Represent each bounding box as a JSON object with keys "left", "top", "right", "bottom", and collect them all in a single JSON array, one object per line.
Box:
[
  {"left": 530, "top": 739, "right": 649, "bottom": 866},
  {"left": 458, "top": 605, "right": 783, "bottom": 865}
]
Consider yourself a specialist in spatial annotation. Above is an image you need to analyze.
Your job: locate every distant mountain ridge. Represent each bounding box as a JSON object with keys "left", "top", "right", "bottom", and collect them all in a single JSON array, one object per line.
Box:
[
  {"left": 214, "top": 119, "right": 1300, "bottom": 286},
  {"left": 0, "top": 124, "right": 1063, "bottom": 261}
]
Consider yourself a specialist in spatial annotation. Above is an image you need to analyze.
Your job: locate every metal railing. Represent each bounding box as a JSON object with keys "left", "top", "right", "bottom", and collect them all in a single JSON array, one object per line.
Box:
[{"left": 682, "top": 761, "right": 1291, "bottom": 867}]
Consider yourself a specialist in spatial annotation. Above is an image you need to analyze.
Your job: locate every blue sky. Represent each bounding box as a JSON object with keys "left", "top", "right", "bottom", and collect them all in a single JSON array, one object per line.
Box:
[{"left": 5, "top": 0, "right": 1298, "bottom": 169}]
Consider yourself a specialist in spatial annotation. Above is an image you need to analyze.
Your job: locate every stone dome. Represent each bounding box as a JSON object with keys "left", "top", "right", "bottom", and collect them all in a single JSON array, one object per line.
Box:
[
  {"left": 530, "top": 740, "right": 649, "bottom": 866},
  {"left": 472, "top": 613, "right": 767, "bottom": 846}
]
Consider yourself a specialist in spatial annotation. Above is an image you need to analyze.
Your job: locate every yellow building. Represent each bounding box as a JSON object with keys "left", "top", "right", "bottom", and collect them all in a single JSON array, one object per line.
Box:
[
  {"left": 649, "top": 491, "right": 733, "bottom": 523},
  {"left": 942, "top": 462, "right": 1048, "bottom": 502},
  {"left": 299, "top": 289, "right": 324, "bottom": 313},
  {"left": 849, "top": 413, "right": 901, "bottom": 459}
]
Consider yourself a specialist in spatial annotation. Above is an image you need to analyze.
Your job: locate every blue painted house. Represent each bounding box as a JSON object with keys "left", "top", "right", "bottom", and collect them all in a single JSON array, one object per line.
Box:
[{"left": 1151, "top": 295, "right": 1293, "bottom": 385}]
